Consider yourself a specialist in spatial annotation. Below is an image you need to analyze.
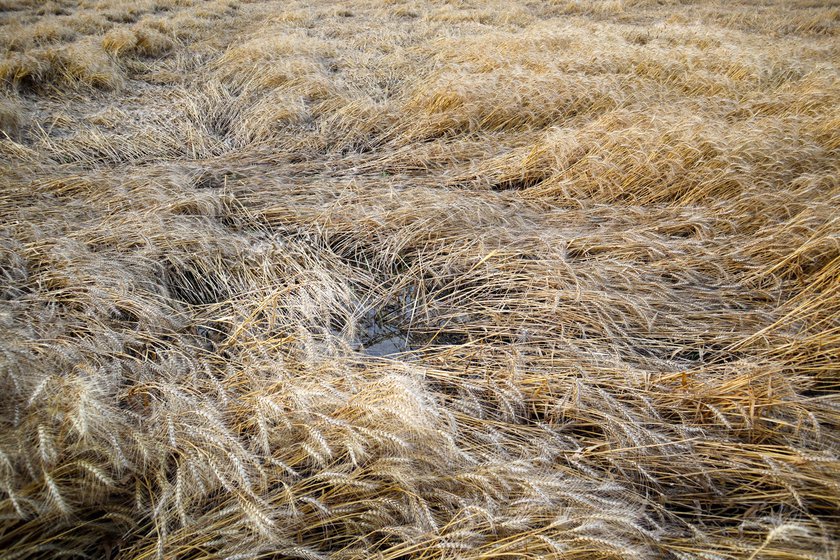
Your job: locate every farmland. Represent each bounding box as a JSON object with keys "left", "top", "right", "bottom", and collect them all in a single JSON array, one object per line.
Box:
[{"left": 1, "top": 0, "right": 838, "bottom": 558}]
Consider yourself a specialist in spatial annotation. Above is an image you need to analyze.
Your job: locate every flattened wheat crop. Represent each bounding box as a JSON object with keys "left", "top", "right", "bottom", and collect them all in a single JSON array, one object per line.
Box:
[{"left": 1, "top": 0, "right": 838, "bottom": 558}]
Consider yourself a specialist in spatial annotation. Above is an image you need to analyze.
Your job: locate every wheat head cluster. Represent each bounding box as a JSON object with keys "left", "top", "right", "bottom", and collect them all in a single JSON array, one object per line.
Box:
[{"left": 0, "top": 0, "right": 838, "bottom": 558}]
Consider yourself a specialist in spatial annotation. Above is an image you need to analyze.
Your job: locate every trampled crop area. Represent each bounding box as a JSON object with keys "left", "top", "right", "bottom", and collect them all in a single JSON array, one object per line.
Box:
[{"left": 1, "top": 0, "right": 838, "bottom": 558}]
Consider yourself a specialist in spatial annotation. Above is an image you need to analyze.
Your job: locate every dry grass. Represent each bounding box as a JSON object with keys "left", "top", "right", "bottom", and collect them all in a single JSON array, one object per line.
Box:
[{"left": 1, "top": 0, "right": 838, "bottom": 559}]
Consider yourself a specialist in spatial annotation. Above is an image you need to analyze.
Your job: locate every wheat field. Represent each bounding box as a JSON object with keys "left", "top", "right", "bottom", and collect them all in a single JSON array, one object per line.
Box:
[{"left": 0, "top": 0, "right": 838, "bottom": 558}]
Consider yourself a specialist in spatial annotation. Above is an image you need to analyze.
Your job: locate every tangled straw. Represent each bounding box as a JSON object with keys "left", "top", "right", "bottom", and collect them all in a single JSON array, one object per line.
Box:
[{"left": 1, "top": 0, "right": 838, "bottom": 558}]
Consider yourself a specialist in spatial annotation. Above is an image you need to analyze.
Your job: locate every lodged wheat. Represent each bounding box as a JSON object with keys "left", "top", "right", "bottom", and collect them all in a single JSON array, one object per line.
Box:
[{"left": 0, "top": 0, "right": 838, "bottom": 558}]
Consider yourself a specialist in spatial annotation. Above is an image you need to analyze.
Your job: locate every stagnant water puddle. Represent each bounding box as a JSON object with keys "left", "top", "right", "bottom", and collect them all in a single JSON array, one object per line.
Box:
[
  {"left": 345, "top": 285, "right": 468, "bottom": 358},
  {"left": 362, "top": 332, "right": 411, "bottom": 357},
  {"left": 351, "top": 287, "right": 418, "bottom": 357},
  {"left": 354, "top": 305, "right": 412, "bottom": 357}
]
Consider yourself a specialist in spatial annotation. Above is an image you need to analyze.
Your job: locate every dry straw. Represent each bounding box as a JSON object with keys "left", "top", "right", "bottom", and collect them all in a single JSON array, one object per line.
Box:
[{"left": 1, "top": 0, "right": 838, "bottom": 558}]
